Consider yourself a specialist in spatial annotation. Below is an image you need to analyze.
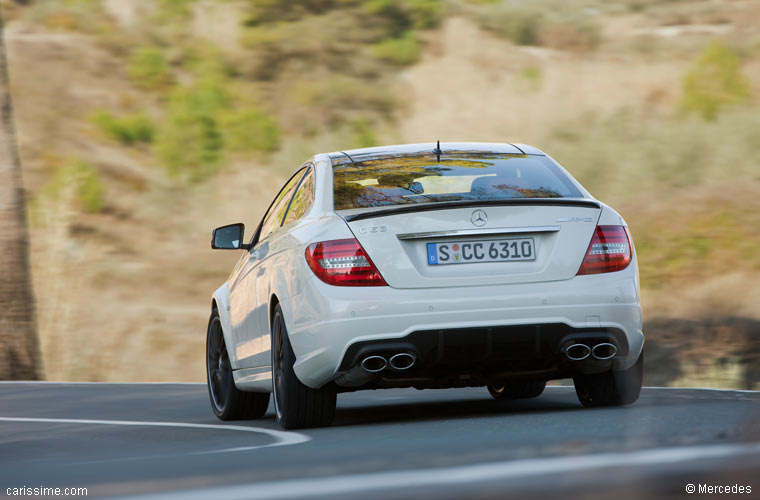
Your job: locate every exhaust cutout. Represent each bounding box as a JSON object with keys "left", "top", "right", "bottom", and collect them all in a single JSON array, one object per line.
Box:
[
  {"left": 565, "top": 343, "right": 591, "bottom": 361},
  {"left": 591, "top": 343, "right": 617, "bottom": 360},
  {"left": 389, "top": 353, "right": 416, "bottom": 371},
  {"left": 361, "top": 355, "right": 387, "bottom": 373}
]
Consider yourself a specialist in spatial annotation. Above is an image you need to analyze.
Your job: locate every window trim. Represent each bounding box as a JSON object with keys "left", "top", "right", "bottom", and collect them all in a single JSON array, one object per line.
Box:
[
  {"left": 281, "top": 165, "right": 314, "bottom": 226},
  {"left": 250, "top": 165, "right": 308, "bottom": 248}
]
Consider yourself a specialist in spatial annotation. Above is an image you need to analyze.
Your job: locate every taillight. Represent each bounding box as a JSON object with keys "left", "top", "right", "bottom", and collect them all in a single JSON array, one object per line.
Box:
[
  {"left": 577, "top": 226, "right": 632, "bottom": 275},
  {"left": 304, "top": 238, "right": 387, "bottom": 286}
]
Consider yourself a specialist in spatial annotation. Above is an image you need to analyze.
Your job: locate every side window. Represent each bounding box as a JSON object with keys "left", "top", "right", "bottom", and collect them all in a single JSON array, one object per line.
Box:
[
  {"left": 283, "top": 167, "right": 315, "bottom": 226},
  {"left": 259, "top": 168, "right": 306, "bottom": 241}
]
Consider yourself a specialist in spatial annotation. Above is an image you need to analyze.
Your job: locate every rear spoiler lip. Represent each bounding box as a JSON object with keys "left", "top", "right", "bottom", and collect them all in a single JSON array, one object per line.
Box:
[{"left": 340, "top": 198, "right": 601, "bottom": 222}]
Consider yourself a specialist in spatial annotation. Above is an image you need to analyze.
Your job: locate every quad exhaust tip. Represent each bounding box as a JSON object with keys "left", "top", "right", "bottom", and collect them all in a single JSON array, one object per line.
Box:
[
  {"left": 564, "top": 342, "right": 618, "bottom": 361},
  {"left": 360, "top": 352, "right": 417, "bottom": 372},
  {"left": 565, "top": 343, "right": 591, "bottom": 361},
  {"left": 389, "top": 352, "right": 416, "bottom": 371},
  {"left": 361, "top": 355, "right": 387, "bottom": 373},
  {"left": 591, "top": 342, "right": 617, "bottom": 360}
]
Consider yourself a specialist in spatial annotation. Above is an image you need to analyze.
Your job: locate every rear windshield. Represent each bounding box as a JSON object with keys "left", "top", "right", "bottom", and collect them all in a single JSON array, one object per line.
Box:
[{"left": 333, "top": 153, "right": 583, "bottom": 210}]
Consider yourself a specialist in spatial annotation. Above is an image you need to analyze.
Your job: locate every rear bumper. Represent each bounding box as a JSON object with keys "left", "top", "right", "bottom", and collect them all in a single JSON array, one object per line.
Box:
[
  {"left": 336, "top": 323, "right": 629, "bottom": 390},
  {"left": 280, "top": 270, "right": 643, "bottom": 389}
]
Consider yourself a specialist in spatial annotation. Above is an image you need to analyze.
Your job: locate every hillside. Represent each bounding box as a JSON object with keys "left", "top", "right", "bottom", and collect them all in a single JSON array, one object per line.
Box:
[{"left": 3, "top": 0, "right": 759, "bottom": 387}]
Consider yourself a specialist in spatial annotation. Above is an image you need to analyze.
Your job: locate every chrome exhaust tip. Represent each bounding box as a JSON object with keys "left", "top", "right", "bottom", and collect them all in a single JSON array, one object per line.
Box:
[
  {"left": 565, "top": 343, "right": 591, "bottom": 361},
  {"left": 389, "top": 352, "right": 416, "bottom": 371},
  {"left": 361, "top": 355, "right": 387, "bottom": 373},
  {"left": 591, "top": 343, "right": 617, "bottom": 360}
]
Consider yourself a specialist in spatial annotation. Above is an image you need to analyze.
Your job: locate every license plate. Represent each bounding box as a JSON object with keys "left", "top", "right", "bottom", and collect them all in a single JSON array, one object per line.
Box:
[{"left": 426, "top": 238, "right": 535, "bottom": 265}]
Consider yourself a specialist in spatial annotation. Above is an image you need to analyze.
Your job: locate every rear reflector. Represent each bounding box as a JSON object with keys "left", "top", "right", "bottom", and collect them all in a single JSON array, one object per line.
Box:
[
  {"left": 577, "top": 226, "right": 632, "bottom": 275},
  {"left": 305, "top": 238, "right": 387, "bottom": 286}
]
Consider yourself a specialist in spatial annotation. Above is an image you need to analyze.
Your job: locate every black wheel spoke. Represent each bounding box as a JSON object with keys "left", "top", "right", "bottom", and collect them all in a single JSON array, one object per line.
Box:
[
  {"left": 207, "top": 310, "right": 271, "bottom": 422},
  {"left": 270, "top": 307, "right": 337, "bottom": 429},
  {"left": 207, "top": 317, "right": 228, "bottom": 413}
]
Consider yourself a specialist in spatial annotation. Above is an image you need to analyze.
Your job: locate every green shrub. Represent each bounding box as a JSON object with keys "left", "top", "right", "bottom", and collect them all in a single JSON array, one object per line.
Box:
[
  {"left": 41, "top": 159, "right": 106, "bottom": 214},
  {"left": 371, "top": 31, "right": 421, "bottom": 65},
  {"left": 91, "top": 111, "right": 154, "bottom": 145},
  {"left": 127, "top": 47, "right": 173, "bottom": 90},
  {"left": 350, "top": 119, "right": 379, "bottom": 148},
  {"left": 402, "top": 0, "right": 443, "bottom": 29},
  {"left": 517, "top": 66, "right": 542, "bottom": 91},
  {"left": 155, "top": 74, "right": 280, "bottom": 181},
  {"left": 244, "top": 0, "right": 441, "bottom": 30},
  {"left": 24, "top": 0, "right": 113, "bottom": 34},
  {"left": 222, "top": 108, "right": 280, "bottom": 153},
  {"left": 362, "top": 0, "right": 443, "bottom": 30},
  {"left": 239, "top": 0, "right": 439, "bottom": 78},
  {"left": 154, "top": 0, "right": 196, "bottom": 20},
  {"left": 475, "top": 5, "right": 543, "bottom": 46},
  {"left": 240, "top": 9, "right": 381, "bottom": 81},
  {"left": 155, "top": 81, "right": 226, "bottom": 181},
  {"left": 76, "top": 164, "right": 106, "bottom": 213},
  {"left": 679, "top": 40, "right": 752, "bottom": 121},
  {"left": 244, "top": 0, "right": 336, "bottom": 25},
  {"left": 468, "top": 2, "right": 603, "bottom": 50},
  {"left": 289, "top": 76, "right": 397, "bottom": 124}
]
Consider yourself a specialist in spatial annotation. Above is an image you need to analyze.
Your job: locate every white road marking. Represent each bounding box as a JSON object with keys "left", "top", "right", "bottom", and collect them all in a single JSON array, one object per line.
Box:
[
  {"left": 117, "top": 441, "right": 760, "bottom": 500},
  {"left": 0, "top": 417, "right": 309, "bottom": 453},
  {"left": 643, "top": 386, "right": 760, "bottom": 394}
]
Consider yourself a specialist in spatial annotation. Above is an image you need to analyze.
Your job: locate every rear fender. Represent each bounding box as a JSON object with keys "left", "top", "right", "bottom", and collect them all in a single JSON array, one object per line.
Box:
[
  {"left": 268, "top": 265, "right": 289, "bottom": 329},
  {"left": 264, "top": 215, "right": 356, "bottom": 330}
]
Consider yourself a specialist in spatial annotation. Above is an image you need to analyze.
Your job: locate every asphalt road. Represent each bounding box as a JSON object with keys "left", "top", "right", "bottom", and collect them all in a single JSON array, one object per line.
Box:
[{"left": 1, "top": 383, "right": 759, "bottom": 500}]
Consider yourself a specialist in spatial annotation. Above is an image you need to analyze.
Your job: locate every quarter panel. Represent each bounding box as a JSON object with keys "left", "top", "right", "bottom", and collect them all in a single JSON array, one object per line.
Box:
[
  {"left": 245, "top": 214, "right": 356, "bottom": 369},
  {"left": 229, "top": 253, "right": 261, "bottom": 367}
]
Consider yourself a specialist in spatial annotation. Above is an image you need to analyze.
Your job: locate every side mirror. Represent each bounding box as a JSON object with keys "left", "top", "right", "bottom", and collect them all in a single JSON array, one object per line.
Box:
[{"left": 211, "top": 223, "right": 248, "bottom": 250}]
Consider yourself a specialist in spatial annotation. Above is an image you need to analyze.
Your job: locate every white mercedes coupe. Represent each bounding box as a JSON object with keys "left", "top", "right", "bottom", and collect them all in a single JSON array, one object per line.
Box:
[{"left": 207, "top": 142, "right": 644, "bottom": 429}]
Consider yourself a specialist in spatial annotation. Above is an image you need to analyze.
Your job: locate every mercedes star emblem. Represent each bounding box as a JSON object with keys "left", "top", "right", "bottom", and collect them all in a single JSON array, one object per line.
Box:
[{"left": 471, "top": 209, "right": 488, "bottom": 227}]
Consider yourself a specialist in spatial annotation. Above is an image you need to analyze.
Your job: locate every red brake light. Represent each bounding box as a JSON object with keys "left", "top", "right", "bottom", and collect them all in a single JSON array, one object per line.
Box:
[
  {"left": 305, "top": 238, "right": 387, "bottom": 286},
  {"left": 577, "top": 225, "right": 632, "bottom": 275}
]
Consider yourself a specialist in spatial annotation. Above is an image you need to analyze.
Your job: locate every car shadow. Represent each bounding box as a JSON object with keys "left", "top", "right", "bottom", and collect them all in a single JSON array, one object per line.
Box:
[{"left": 330, "top": 393, "right": 583, "bottom": 428}]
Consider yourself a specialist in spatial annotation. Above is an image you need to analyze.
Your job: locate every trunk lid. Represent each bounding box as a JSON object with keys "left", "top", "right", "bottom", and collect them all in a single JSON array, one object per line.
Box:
[{"left": 339, "top": 201, "right": 600, "bottom": 289}]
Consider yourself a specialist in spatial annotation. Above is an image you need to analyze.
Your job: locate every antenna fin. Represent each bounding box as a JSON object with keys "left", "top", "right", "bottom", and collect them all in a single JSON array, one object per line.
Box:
[{"left": 434, "top": 140, "right": 442, "bottom": 162}]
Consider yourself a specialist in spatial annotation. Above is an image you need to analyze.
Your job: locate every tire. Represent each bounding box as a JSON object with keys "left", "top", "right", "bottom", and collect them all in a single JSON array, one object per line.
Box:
[
  {"left": 206, "top": 309, "right": 270, "bottom": 421},
  {"left": 487, "top": 380, "right": 546, "bottom": 400},
  {"left": 271, "top": 304, "right": 336, "bottom": 429},
  {"left": 573, "top": 350, "right": 644, "bottom": 407}
]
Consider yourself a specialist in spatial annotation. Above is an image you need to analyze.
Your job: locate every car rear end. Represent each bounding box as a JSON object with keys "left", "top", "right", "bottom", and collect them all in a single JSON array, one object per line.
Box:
[{"left": 284, "top": 144, "right": 643, "bottom": 391}]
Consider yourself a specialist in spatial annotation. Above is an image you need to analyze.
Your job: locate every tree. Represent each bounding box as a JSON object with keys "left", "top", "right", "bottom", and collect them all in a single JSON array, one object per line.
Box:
[{"left": 0, "top": 6, "right": 42, "bottom": 380}]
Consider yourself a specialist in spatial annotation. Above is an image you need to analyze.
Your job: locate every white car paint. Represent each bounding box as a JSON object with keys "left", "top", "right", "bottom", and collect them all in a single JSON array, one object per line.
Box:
[{"left": 211, "top": 143, "right": 643, "bottom": 392}]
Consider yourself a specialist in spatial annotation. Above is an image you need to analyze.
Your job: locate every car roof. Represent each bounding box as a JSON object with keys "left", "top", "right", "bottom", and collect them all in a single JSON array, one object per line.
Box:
[{"left": 328, "top": 142, "right": 545, "bottom": 164}]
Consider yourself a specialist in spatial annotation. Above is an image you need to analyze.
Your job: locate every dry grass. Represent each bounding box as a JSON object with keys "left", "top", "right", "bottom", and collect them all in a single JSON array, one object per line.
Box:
[{"left": 6, "top": 0, "right": 760, "bottom": 386}]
